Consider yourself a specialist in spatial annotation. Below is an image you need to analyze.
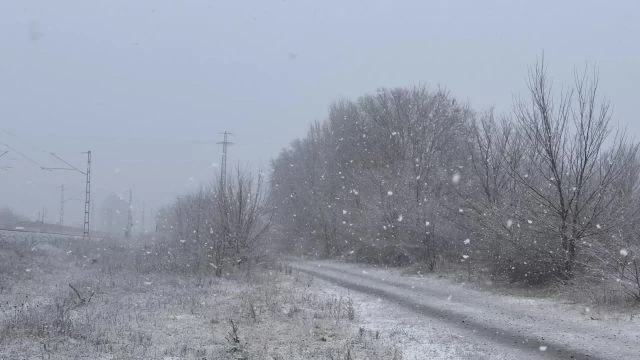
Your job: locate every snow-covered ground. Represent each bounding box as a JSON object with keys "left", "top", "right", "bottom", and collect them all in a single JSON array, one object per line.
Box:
[
  {"left": 292, "top": 260, "right": 640, "bottom": 360},
  {"left": 1, "top": 232, "right": 408, "bottom": 359},
  {"left": 3, "top": 230, "right": 638, "bottom": 359}
]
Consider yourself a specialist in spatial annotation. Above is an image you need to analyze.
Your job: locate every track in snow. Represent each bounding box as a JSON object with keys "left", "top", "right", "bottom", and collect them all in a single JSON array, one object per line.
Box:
[{"left": 292, "top": 261, "right": 639, "bottom": 360}]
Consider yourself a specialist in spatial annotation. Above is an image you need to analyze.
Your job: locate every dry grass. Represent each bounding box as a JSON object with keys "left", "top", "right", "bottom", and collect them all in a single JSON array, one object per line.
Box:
[{"left": 0, "top": 231, "right": 401, "bottom": 359}]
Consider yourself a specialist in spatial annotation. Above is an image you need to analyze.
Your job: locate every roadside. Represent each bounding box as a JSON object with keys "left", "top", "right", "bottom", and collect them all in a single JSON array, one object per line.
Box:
[{"left": 292, "top": 260, "right": 640, "bottom": 360}]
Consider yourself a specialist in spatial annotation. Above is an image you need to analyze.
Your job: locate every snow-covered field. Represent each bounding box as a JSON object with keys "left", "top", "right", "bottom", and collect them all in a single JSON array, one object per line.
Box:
[
  {"left": 0, "top": 231, "right": 408, "bottom": 359},
  {"left": 293, "top": 261, "right": 640, "bottom": 360},
  {"left": 2, "top": 230, "right": 638, "bottom": 359}
]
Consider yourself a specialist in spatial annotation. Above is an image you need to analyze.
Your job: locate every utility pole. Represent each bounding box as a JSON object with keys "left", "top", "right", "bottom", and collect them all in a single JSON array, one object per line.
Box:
[
  {"left": 217, "top": 131, "right": 233, "bottom": 189},
  {"left": 151, "top": 208, "right": 155, "bottom": 233},
  {"left": 83, "top": 151, "right": 92, "bottom": 241},
  {"left": 125, "top": 188, "right": 133, "bottom": 238},
  {"left": 141, "top": 201, "right": 145, "bottom": 234},
  {"left": 91, "top": 200, "right": 95, "bottom": 232},
  {"left": 58, "top": 184, "right": 64, "bottom": 225},
  {"left": 41, "top": 151, "right": 92, "bottom": 239}
]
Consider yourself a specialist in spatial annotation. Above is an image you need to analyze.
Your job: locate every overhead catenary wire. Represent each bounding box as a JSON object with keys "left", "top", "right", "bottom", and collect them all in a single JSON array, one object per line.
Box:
[
  {"left": 1, "top": 129, "right": 93, "bottom": 238},
  {"left": 0, "top": 128, "right": 52, "bottom": 155},
  {"left": 0, "top": 129, "right": 84, "bottom": 175},
  {"left": 47, "top": 152, "right": 86, "bottom": 174},
  {"left": 0, "top": 139, "right": 52, "bottom": 172}
]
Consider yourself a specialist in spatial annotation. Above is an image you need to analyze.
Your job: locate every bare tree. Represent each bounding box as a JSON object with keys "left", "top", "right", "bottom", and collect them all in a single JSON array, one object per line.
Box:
[{"left": 511, "top": 59, "right": 638, "bottom": 278}]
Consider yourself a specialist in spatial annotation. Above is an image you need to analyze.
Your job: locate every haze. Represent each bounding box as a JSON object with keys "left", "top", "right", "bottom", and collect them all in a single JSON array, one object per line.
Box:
[{"left": 0, "top": 0, "right": 638, "bottom": 227}]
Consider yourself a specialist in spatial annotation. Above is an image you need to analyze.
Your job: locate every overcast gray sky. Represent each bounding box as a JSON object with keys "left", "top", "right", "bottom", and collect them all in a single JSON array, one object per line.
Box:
[{"left": 0, "top": 0, "right": 638, "bottom": 228}]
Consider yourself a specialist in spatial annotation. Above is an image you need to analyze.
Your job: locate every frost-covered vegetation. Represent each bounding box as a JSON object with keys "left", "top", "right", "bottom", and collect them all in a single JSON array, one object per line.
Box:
[
  {"left": 268, "top": 61, "right": 640, "bottom": 302},
  {"left": 155, "top": 168, "right": 270, "bottom": 277},
  {"left": 0, "top": 231, "right": 406, "bottom": 359}
]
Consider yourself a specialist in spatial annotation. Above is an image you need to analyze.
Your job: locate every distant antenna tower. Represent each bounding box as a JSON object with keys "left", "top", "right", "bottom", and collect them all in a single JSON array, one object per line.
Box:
[
  {"left": 217, "top": 131, "right": 233, "bottom": 189},
  {"left": 125, "top": 188, "right": 133, "bottom": 238},
  {"left": 83, "top": 151, "right": 92, "bottom": 240}
]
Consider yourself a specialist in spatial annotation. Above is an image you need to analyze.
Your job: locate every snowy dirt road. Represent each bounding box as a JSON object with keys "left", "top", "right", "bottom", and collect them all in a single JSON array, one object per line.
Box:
[{"left": 291, "top": 261, "right": 640, "bottom": 360}]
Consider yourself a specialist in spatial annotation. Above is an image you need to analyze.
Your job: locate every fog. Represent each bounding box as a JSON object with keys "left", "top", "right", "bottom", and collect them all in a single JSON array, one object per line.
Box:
[{"left": 1, "top": 0, "right": 639, "bottom": 228}]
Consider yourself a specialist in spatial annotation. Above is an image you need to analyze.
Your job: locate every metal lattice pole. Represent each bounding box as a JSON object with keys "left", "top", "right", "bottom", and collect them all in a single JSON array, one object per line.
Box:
[
  {"left": 83, "top": 151, "right": 91, "bottom": 241},
  {"left": 125, "top": 188, "right": 133, "bottom": 238},
  {"left": 217, "top": 131, "right": 233, "bottom": 189}
]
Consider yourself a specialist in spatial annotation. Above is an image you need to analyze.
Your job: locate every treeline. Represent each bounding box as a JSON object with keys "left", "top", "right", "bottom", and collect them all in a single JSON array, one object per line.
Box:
[
  {"left": 268, "top": 61, "right": 640, "bottom": 296},
  {"left": 0, "top": 207, "right": 28, "bottom": 228}
]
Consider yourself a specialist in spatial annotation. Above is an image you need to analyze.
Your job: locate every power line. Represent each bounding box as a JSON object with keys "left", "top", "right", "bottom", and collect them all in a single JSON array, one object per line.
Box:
[
  {"left": 0, "top": 150, "right": 8, "bottom": 172},
  {"left": 35, "top": 149, "right": 93, "bottom": 240},
  {"left": 48, "top": 152, "right": 86, "bottom": 174},
  {"left": 0, "top": 128, "right": 51, "bottom": 155},
  {"left": 0, "top": 129, "right": 85, "bottom": 176},
  {"left": 0, "top": 140, "right": 51, "bottom": 171}
]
